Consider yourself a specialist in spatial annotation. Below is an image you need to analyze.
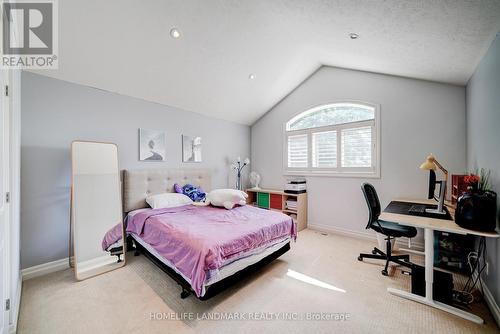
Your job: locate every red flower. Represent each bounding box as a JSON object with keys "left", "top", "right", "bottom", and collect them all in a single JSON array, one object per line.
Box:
[{"left": 464, "top": 175, "right": 480, "bottom": 185}]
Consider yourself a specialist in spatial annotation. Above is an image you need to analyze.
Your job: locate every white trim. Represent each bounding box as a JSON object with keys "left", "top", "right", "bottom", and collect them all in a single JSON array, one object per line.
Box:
[
  {"left": 21, "top": 258, "right": 69, "bottom": 281},
  {"left": 307, "top": 223, "right": 424, "bottom": 251},
  {"left": 8, "top": 278, "right": 21, "bottom": 334},
  {"left": 283, "top": 101, "right": 381, "bottom": 178},
  {"left": 1, "top": 69, "right": 11, "bottom": 334},
  {"left": 477, "top": 274, "right": 500, "bottom": 327},
  {"left": 8, "top": 69, "right": 21, "bottom": 334},
  {"left": 309, "top": 222, "right": 374, "bottom": 240},
  {"left": 284, "top": 171, "right": 381, "bottom": 178}
]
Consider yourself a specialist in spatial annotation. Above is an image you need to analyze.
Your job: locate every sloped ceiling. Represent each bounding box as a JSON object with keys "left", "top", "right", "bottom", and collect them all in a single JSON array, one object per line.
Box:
[{"left": 31, "top": 0, "right": 500, "bottom": 125}]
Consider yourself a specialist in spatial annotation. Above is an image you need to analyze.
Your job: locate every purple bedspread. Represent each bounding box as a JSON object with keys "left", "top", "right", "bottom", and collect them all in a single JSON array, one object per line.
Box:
[{"left": 102, "top": 205, "right": 296, "bottom": 296}]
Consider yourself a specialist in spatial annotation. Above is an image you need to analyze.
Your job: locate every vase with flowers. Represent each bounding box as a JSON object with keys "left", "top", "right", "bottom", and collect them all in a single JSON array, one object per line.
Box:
[{"left": 456, "top": 169, "right": 497, "bottom": 232}]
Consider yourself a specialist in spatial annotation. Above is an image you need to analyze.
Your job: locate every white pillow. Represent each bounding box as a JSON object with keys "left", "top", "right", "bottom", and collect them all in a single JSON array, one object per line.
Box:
[
  {"left": 206, "top": 189, "right": 248, "bottom": 210},
  {"left": 146, "top": 193, "right": 193, "bottom": 209}
]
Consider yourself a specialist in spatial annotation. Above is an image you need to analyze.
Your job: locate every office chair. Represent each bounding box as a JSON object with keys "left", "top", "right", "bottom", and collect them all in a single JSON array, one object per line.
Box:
[{"left": 357, "top": 183, "right": 417, "bottom": 276}]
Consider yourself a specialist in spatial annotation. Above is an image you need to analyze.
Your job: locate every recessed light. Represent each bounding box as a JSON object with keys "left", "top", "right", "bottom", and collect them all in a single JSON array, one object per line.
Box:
[
  {"left": 349, "top": 33, "right": 359, "bottom": 40},
  {"left": 248, "top": 74, "right": 256, "bottom": 80},
  {"left": 170, "top": 28, "right": 181, "bottom": 39}
]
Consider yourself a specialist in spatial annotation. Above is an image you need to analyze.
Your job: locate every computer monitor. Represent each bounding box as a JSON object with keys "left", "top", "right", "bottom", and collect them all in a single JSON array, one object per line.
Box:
[
  {"left": 428, "top": 170, "right": 436, "bottom": 199},
  {"left": 427, "top": 169, "right": 446, "bottom": 215}
]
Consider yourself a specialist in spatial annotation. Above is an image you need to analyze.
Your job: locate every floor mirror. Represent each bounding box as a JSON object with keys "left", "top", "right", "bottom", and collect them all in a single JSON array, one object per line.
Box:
[{"left": 71, "top": 141, "right": 125, "bottom": 280}]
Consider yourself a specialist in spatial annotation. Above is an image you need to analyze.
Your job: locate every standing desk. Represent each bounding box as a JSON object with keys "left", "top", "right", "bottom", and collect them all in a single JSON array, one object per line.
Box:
[{"left": 380, "top": 198, "right": 499, "bottom": 324}]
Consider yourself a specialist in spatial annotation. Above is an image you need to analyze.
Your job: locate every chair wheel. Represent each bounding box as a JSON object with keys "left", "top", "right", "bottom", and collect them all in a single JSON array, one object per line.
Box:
[
  {"left": 381, "top": 270, "right": 388, "bottom": 276},
  {"left": 357, "top": 256, "right": 363, "bottom": 261}
]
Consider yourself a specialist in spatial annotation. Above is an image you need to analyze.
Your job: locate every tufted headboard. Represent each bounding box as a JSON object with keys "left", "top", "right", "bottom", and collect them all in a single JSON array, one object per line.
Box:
[{"left": 122, "top": 168, "right": 211, "bottom": 213}]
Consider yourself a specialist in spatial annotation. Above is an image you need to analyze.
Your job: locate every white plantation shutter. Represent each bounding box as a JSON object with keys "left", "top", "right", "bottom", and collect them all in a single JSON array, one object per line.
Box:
[
  {"left": 284, "top": 102, "right": 379, "bottom": 176},
  {"left": 312, "top": 131, "right": 337, "bottom": 167},
  {"left": 287, "top": 134, "right": 308, "bottom": 168},
  {"left": 341, "top": 126, "right": 372, "bottom": 167}
]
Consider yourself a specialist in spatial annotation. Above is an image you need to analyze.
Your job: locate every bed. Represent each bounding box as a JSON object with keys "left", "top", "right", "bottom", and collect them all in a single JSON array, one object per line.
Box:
[{"left": 107, "top": 169, "right": 296, "bottom": 300}]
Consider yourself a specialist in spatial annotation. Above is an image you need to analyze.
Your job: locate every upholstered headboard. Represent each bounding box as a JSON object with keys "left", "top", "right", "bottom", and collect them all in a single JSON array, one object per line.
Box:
[{"left": 122, "top": 168, "right": 211, "bottom": 212}]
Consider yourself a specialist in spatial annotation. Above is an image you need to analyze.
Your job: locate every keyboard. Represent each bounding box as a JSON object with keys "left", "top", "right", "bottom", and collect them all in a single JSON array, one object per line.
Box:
[{"left": 409, "top": 205, "right": 427, "bottom": 214}]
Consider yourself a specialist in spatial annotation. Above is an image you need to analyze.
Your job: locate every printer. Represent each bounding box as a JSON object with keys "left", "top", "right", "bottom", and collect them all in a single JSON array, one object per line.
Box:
[{"left": 284, "top": 178, "right": 306, "bottom": 194}]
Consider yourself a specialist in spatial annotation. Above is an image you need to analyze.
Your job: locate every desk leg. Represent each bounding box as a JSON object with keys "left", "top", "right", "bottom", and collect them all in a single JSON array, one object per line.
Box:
[
  {"left": 387, "top": 228, "right": 484, "bottom": 324},
  {"left": 424, "top": 228, "right": 434, "bottom": 301}
]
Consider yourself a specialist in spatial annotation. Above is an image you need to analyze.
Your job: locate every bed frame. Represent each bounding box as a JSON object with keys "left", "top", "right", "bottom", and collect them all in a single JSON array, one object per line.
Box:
[{"left": 122, "top": 168, "right": 291, "bottom": 300}]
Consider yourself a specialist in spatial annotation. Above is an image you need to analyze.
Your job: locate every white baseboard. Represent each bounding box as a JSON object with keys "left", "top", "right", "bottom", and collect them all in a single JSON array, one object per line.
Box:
[
  {"left": 479, "top": 276, "right": 500, "bottom": 327},
  {"left": 309, "top": 222, "right": 374, "bottom": 240},
  {"left": 308, "top": 222, "right": 424, "bottom": 251},
  {"left": 21, "top": 258, "right": 69, "bottom": 281},
  {"left": 9, "top": 278, "right": 22, "bottom": 334}
]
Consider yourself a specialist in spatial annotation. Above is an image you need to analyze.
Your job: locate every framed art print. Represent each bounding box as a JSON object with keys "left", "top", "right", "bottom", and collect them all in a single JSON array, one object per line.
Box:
[
  {"left": 182, "top": 135, "right": 202, "bottom": 162},
  {"left": 139, "top": 128, "right": 166, "bottom": 161}
]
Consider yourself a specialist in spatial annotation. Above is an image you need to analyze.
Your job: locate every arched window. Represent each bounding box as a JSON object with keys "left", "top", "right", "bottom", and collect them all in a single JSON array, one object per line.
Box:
[{"left": 284, "top": 102, "right": 380, "bottom": 177}]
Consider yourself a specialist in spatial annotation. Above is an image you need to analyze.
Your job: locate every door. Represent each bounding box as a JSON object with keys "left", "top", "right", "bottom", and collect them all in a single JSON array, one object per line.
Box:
[{"left": 0, "top": 69, "right": 11, "bottom": 334}]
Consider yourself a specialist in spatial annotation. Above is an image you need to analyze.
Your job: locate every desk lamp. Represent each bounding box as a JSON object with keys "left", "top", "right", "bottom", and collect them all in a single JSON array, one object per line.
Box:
[{"left": 420, "top": 154, "right": 448, "bottom": 215}]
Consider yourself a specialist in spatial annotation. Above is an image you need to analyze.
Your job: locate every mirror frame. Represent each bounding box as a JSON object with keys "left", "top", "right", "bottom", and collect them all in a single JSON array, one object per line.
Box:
[{"left": 70, "top": 140, "right": 126, "bottom": 280}]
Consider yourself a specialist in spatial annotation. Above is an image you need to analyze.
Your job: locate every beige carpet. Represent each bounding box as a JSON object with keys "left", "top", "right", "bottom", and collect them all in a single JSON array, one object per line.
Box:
[{"left": 18, "top": 230, "right": 498, "bottom": 334}]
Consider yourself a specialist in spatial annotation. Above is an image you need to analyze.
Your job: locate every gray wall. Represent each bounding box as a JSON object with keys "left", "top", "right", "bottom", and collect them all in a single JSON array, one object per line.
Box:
[
  {"left": 21, "top": 72, "right": 250, "bottom": 269},
  {"left": 252, "top": 66, "right": 466, "bottom": 244},
  {"left": 466, "top": 32, "right": 500, "bottom": 305}
]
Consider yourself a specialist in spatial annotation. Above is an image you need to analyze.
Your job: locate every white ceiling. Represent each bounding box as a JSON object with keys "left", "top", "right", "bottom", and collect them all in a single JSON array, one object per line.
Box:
[{"left": 32, "top": 0, "right": 500, "bottom": 125}]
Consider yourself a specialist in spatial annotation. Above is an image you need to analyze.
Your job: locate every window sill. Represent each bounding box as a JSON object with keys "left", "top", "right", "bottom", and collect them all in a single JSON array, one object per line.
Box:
[{"left": 283, "top": 170, "right": 380, "bottom": 179}]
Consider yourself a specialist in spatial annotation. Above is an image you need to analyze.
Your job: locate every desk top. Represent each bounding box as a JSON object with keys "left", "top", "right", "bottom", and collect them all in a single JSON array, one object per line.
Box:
[{"left": 380, "top": 198, "right": 499, "bottom": 238}]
